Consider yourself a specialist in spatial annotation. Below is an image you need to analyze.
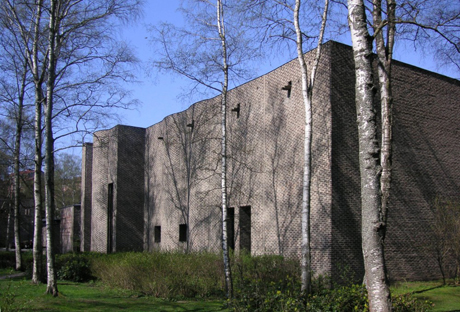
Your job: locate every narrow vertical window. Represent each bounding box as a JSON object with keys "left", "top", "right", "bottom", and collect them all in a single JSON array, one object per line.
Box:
[
  {"left": 240, "top": 206, "right": 251, "bottom": 253},
  {"left": 179, "top": 224, "right": 187, "bottom": 242},
  {"left": 154, "top": 226, "right": 161, "bottom": 243},
  {"left": 107, "top": 183, "right": 114, "bottom": 253},
  {"left": 227, "top": 208, "right": 235, "bottom": 250}
]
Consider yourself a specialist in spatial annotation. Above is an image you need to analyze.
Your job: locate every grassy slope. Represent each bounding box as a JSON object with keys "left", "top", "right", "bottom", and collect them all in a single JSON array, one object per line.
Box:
[
  {"left": 2, "top": 276, "right": 460, "bottom": 311},
  {"left": 391, "top": 281, "right": 460, "bottom": 312},
  {"left": 0, "top": 278, "right": 229, "bottom": 312}
]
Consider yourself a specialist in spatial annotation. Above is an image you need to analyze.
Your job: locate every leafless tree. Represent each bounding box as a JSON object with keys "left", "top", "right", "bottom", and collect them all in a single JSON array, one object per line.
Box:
[
  {"left": 3, "top": 0, "right": 142, "bottom": 294},
  {"left": 150, "top": 0, "right": 260, "bottom": 299},
  {"left": 240, "top": 0, "right": 330, "bottom": 294},
  {"left": 54, "top": 153, "right": 81, "bottom": 209},
  {"left": 293, "top": 0, "right": 329, "bottom": 294},
  {"left": 346, "top": 0, "right": 392, "bottom": 310},
  {"left": 0, "top": 0, "right": 36, "bottom": 271}
]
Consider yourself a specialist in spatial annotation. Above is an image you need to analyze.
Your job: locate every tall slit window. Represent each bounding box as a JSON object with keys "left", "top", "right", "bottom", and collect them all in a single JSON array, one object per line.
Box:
[{"left": 179, "top": 224, "right": 187, "bottom": 242}]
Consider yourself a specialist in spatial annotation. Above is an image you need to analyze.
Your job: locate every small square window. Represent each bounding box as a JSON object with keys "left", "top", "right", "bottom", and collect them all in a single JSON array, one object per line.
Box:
[
  {"left": 154, "top": 226, "right": 161, "bottom": 243},
  {"left": 179, "top": 224, "right": 187, "bottom": 242}
]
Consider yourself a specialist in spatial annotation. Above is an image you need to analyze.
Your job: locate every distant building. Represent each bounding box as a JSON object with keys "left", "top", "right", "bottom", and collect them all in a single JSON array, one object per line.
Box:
[
  {"left": 81, "top": 41, "right": 460, "bottom": 282},
  {"left": 1, "top": 169, "right": 36, "bottom": 248}
]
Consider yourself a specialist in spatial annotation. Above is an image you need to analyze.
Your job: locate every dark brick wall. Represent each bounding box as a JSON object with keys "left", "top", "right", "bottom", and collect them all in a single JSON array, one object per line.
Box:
[
  {"left": 330, "top": 43, "right": 364, "bottom": 283},
  {"left": 385, "top": 62, "right": 460, "bottom": 281},
  {"left": 90, "top": 126, "right": 145, "bottom": 253},
  {"left": 115, "top": 126, "right": 145, "bottom": 252},
  {"left": 84, "top": 41, "right": 460, "bottom": 282},
  {"left": 81, "top": 143, "right": 93, "bottom": 251},
  {"left": 329, "top": 42, "right": 460, "bottom": 282}
]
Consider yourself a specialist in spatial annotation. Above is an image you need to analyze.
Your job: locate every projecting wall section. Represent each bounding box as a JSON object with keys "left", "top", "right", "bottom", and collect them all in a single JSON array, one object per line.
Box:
[
  {"left": 90, "top": 129, "right": 113, "bottom": 253},
  {"left": 329, "top": 42, "right": 460, "bottom": 282},
  {"left": 61, "top": 204, "right": 81, "bottom": 253},
  {"left": 90, "top": 126, "right": 145, "bottom": 253},
  {"left": 80, "top": 143, "right": 93, "bottom": 251},
  {"left": 114, "top": 126, "right": 146, "bottom": 252},
  {"left": 143, "top": 42, "right": 335, "bottom": 277},
  {"left": 330, "top": 43, "right": 365, "bottom": 283},
  {"left": 385, "top": 62, "right": 460, "bottom": 281}
]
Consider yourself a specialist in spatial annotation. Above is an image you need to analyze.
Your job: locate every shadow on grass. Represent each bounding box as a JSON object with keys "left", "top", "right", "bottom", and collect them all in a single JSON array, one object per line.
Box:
[{"left": 411, "top": 285, "right": 444, "bottom": 294}]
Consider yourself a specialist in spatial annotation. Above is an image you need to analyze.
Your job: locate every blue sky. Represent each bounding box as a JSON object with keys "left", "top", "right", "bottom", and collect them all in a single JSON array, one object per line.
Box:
[{"left": 114, "top": 0, "right": 457, "bottom": 131}]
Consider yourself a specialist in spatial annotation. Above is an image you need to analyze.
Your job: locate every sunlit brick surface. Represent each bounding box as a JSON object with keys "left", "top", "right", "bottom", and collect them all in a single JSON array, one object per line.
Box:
[{"left": 82, "top": 42, "right": 460, "bottom": 282}]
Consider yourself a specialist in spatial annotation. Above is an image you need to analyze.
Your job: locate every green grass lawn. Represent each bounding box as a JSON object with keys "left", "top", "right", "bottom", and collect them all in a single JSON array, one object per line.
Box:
[
  {"left": 0, "top": 277, "right": 229, "bottom": 311},
  {"left": 2, "top": 275, "right": 460, "bottom": 311},
  {"left": 391, "top": 280, "right": 460, "bottom": 312}
]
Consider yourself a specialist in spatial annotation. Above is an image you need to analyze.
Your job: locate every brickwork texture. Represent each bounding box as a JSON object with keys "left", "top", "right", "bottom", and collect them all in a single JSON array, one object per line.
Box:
[{"left": 82, "top": 41, "right": 460, "bottom": 282}]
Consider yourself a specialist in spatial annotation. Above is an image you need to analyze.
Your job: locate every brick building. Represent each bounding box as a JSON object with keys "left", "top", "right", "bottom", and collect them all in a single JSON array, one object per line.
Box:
[
  {"left": 60, "top": 204, "right": 81, "bottom": 253},
  {"left": 81, "top": 41, "right": 460, "bottom": 282}
]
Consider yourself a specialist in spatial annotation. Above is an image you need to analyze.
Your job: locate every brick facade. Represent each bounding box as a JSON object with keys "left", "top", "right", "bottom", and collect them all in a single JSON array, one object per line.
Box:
[
  {"left": 60, "top": 204, "right": 81, "bottom": 253},
  {"left": 80, "top": 143, "right": 93, "bottom": 251},
  {"left": 82, "top": 41, "right": 460, "bottom": 281}
]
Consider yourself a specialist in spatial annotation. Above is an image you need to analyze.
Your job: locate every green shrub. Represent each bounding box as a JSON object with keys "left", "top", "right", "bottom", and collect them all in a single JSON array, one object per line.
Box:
[
  {"left": 0, "top": 252, "right": 16, "bottom": 269},
  {"left": 91, "top": 252, "right": 225, "bottom": 299},
  {"left": 231, "top": 253, "right": 303, "bottom": 311},
  {"left": 56, "top": 253, "right": 99, "bottom": 282},
  {"left": 392, "top": 293, "right": 433, "bottom": 312},
  {"left": 0, "top": 251, "right": 33, "bottom": 273},
  {"left": 306, "top": 284, "right": 368, "bottom": 312}
]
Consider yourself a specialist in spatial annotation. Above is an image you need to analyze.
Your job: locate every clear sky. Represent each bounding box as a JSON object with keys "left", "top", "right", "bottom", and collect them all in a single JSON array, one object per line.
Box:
[{"left": 112, "top": 0, "right": 457, "bottom": 132}]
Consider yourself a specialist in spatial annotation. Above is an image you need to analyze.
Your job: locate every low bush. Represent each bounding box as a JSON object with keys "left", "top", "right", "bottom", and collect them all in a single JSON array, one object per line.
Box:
[
  {"left": 0, "top": 252, "right": 16, "bottom": 269},
  {"left": 56, "top": 253, "right": 100, "bottom": 282},
  {"left": 231, "top": 253, "right": 301, "bottom": 311},
  {"left": 0, "top": 251, "right": 33, "bottom": 272},
  {"left": 91, "top": 251, "right": 225, "bottom": 299},
  {"left": 392, "top": 293, "right": 433, "bottom": 312}
]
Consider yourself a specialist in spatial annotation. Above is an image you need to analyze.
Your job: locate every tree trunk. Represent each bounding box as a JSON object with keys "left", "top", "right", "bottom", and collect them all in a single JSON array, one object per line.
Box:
[
  {"left": 294, "top": 0, "right": 329, "bottom": 294},
  {"left": 294, "top": 0, "right": 312, "bottom": 294},
  {"left": 31, "top": 0, "right": 44, "bottom": 284},
  {"left": 373, "top": 0, "right": 395, "bottom": 241},
  {"left": 347, "top": 0, "right": 392, "bottom": 310},
  {"left": 44, "top": 0, "right": 59, "bottom": 296},
  {"left": 6, "top": 201, "right": 12, "bottom": 251},
  {"left": 13, "top": 59, "right": 28, "bottom": 271},
  {"left": 217, "top": 0, "right": 233, "bottom": 300},
  {"left": 32, "top": 86, "right": 44, "bottom": 284}
]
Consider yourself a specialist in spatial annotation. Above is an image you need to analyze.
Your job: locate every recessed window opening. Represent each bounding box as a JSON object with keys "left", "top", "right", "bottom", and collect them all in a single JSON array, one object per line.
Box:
[
  {"left": 107, "top": 183, "right": 114, "bottom": 253},
  {"left": 240, "top": 206, "right": 251, "bottom": 253},
  {"left": 187, "top": 120, "right": 194, "bottom": 131},
  {"left": 231, "top": 103, "right": 241, "bottom": 118},
  {"left": 282, "top": 81, "right": 292, "bottom": 98},
  {"left": 154, "top": 226, "right": 161, "bottom": 243},
  {"left": 179, "top": 224, "right": 187, "bottom": 242},
  {"left": 227, "top": 208, "right": 235, "bottom": 250}
]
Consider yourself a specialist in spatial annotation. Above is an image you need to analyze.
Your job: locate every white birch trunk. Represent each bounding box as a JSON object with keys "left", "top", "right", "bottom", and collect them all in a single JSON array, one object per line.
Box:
[
  {"left": 217, "top": 0, "right": 233, "bottom": 299},
  {"left": 373, "top": 0, "right": 395, "bottom": 240},
  {"left": 13, "top": 59, "right": 28, "bottom": 271},
  {"left": 45, "top": 0, "right": 59, "bottom": 296},
  {"left": 31, "top": 0, "right": 44, "bottom": 284},
  {"left": 347, "top": 0, "right": 391, "bottom": 310},
  {"left": 294, "top": 0, "right": 329, "bottom": 294}
]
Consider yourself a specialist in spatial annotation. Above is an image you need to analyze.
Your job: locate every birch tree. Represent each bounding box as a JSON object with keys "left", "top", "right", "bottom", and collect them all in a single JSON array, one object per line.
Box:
[
  {"left": 151, "top": 0, "right": 258, "bottom": 299},
  {"left": 0, "top": 0, "right": 36, "bottom": 272},
  {"left": 216, "top": 0, "right": 233, "bottom": 298},
  {"left": 373, "top": 0, "right": 395, "bottom": 243},
  {"left": 293, "top": 0, "right": 329, "bottom": 294},
  {"left": 4, "top": 0, "right": 141, "bottom": 290},
  {"left": 241, "top": 0, "right": 331, "bottom": 294},
  {"left": 346, "top": 0, "right": 392, "bottom": 310}
]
